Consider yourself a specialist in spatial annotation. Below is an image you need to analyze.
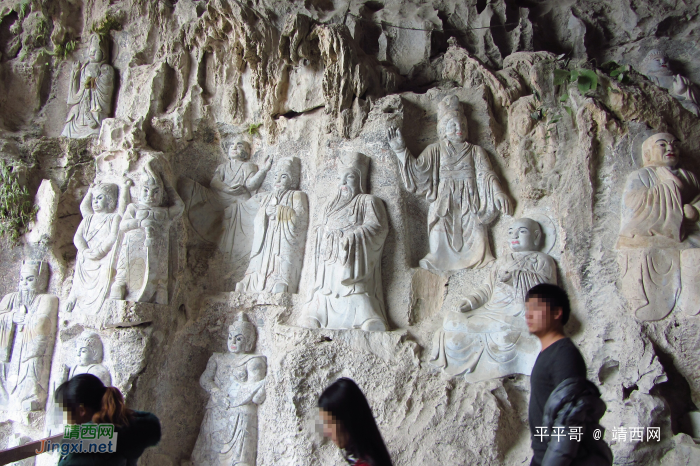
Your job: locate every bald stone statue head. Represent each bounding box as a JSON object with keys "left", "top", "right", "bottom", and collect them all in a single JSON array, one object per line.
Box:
[
  {"left": 227, "top": 140, "right": 251, "bottom": 161},
  {"left": 642, "top": 133, "right": 680, "bottom": 168},
  {"left": 507, "top": 218, "right": 543, "bottom": 252}
]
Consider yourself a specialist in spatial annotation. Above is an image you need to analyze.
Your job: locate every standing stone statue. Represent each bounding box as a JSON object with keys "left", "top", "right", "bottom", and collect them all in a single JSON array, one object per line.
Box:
[
  {"left": 300, "top": 152, "right": 389, "bottom": 332},
  {"left": 387, "top": 95, "right": 513, "bottom": 272},
  {"left": 179, "top": 140, "right": 272, "bottom": 265},
  {"left": 430, "top": 218, "right": 556, "bottom": 380},
  {"left": 66, "top": 180, "right": 132, "bottom": 314},
  {"left": 110, "top": 161, "right": 184, "bottom": 304},
  {"left": 61, "top": 331, "right": 112, "bottom": 386},
  {"left": 0, "top": 260, "right": 58, "bottom": 411},
  {"left": 191, "top": 313, "right": 267, "bottom": 466},
  {"left": 617, "top": 132, "right": 700, "bottom": 320},
  {"left": 641, "top": 50, "right": 699, "bottom": 117},
  {"left": 61, "top": 34, "right": 115, "bottom": 138},
  {"left": 236, "top": 157, "right": 309, "bottom": 293}
]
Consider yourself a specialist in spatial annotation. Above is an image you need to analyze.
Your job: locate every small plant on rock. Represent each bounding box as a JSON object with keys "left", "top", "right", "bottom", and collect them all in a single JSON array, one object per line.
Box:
[{"left": 0, "top": 160, "right": 37, "bottom": 243}]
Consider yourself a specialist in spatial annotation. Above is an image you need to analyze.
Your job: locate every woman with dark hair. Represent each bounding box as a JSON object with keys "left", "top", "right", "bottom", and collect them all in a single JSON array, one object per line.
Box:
[
  {"left": 318, "top": 378, "right": 393, "bottom": 466},
  {"left": 55, "top": 374, "right": 161, "bottom": 466}
]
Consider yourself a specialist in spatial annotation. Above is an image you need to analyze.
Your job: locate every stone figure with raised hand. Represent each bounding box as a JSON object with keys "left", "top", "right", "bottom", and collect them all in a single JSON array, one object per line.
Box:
[
  {"left": 179, "top": 139, "right": 272, "bottom": 265},
  {"left": 66, "top": 180, "right": 132, "bottom": 315},
  {"left": 191, "top": 313, "right": 267, "bottom": 466},
  {"left": 387, "top": 95, "right": 513, "bottom": 272},
  {"left": 300, "top": 152, "right": 389, "bottom": 332},
  {"left": 60, "top": 331, "right": 112, "bottom": 387},
  {"left": 0, "top": 260, "right": 58, "bottom": 411},
  {"left": 110, "top": 160, "right": 184, "bottom": 304},
  {"left": 61, "top": 33, "right": 115, "bottom": 138},
  {"left": 617, "top": 132, "right": 700, "bottom": 320},
  {"left": 236, "top": 157, "right": 309, "bottom": 293},
  {"left": 430, "top": 218, "right": 556, "bottom": 380},
  {"left": 641, "top": 50, "right": 699, "bottom": 117}
]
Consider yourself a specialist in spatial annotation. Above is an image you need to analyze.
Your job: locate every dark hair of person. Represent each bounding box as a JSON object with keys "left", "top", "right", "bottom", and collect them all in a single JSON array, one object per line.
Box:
[
  {"left": 318, "top": 378, "right": 392, "bottom": 466},
  {"left": 55, "top": 374, "right": 134, "bottom": 427},
  {"left": 525, "top": 283, "right": 571, "bottom": 325}
]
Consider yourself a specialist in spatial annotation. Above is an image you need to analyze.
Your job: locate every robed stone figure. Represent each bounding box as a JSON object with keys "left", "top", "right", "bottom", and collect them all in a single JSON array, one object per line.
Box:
[
  {"left": 388, "top": 95, "right": 513, "bottom": 271},
  {"left": 300, "top": 152, "right": 389, "bottom": 332}
]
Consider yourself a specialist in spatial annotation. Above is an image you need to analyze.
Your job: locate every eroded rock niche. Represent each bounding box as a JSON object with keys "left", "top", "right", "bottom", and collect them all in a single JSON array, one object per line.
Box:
[{"left": 1, "top": 1, "right": 700, "bottom": 465}]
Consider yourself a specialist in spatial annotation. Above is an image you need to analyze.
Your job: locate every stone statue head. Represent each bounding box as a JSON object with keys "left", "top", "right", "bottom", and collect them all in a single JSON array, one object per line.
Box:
[
  {"left": 339, "top": 152, "right": 369, "bottom": 197},
  {"left": 140, "top": 161, "right": 165, "bottom": 207},
  {"left": 88, "top": 34, "right": 109, "bottom": 64},
  {"left": 642, "top": 50, "right": 672, "bottom": 77},
  {"left": 92, "top": 183, "right": 118, "bottom": 213},
  {"left": 19, "top": 260, "right": 49, "bottom": 293},
  {"left": 76, "top": 331, "right": 104, "bottom": 365},
  {"left": 275, "top": 157, "right": 301, "bottom": 191},
  {"left": 508, "top": 218, "right": 543, "bottom": 252},
  {"left": 437, "top": 95, "right": 468, "bottom": 143},
  {"left": 642, "top": 132, "right": 680, "bottom": 168},
  {"left": 228, "top": 313, "right": 256, "bottom": 354},
  {"left": 225, "top": 140, "right": 251, "bottom": 161}
]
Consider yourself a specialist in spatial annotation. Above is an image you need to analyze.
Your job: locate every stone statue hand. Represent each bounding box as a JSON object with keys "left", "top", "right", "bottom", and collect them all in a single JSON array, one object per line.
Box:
[
  {"left": 83, "top": 249, "right": 101, "bottom": 261},
  {"left": 12, "top": 306, "right": 27, "bottom": 324},
  {"left": 684, "top": 204, "right": 699, "bottom": 222},
  {"left": 494, "top": 193, "right": 513, "bottom": 216},
  {"left": 672, "top": 75, "right": 688, "bottom": 95},
  {"left": 265, "top": 200, "right": 278, "bottom": 218},
  {"left": 458, "top": 300, "right": 473, "bottom": 313},
  {"left": 263, "top": 155, "right": 273, "bottom": 172},
  {"left": 387, "top": 127, "right": 406, "bottom": 152},
  {"left": 141, "top": 219, "right": 159, "bottom": 229},
  {"left": 226, "top": 185, "right": 248, "bottom": 196}
]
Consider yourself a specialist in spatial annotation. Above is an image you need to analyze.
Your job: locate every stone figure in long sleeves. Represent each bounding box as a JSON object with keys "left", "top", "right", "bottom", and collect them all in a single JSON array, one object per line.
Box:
[
  {"left": 617, "top": 132, "right": 700, "bottom": 320},
  {"left": 300, "top": 152, "right": 389, "bottom": 332},
  {"left": 61, "top": 34, "right": 115, "bottom": 138},
  {"left": 191, "top": 313, "right": 267, "bottom": 466},
  {"left": 388, "top": 95, "right": 513, "bottom": 272},
  {"left": 430, "top": 218, "right": 555, "bottom": 381},
  {"left": 178, "top": 140, "right": 272, "bottom": 265},
  {"left": 236, "top": 157, "right": 309, "bottom": 293},
  {"left": 65, "top": 180, "right": 131, "bottom": 315},
  {"left": 0, "top": 260, "right": 58, "bottom": 411},
  {"left": 110, "top": 161, "right": 184, "bottom": 304},
  {"left": 641, "top": 50, "right": 699, "bottom": 117}
]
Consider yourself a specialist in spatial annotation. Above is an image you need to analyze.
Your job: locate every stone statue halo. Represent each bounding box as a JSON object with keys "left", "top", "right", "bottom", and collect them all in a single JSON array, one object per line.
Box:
[{"left": 521, "top": 213, "right": 557, "bottom": 254}]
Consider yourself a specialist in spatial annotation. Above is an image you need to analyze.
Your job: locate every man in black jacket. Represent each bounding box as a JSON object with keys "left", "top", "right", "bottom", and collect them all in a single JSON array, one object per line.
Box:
[{"left": 525, "top": 284, "right": 612, "bottom": 466}]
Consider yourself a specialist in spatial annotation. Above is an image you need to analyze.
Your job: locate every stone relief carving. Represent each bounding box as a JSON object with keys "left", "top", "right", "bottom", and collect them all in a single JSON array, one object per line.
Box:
[
  {"left": 617, "top": 132, "right": 700, "bottom": 320},
  {"left": 179, "top": 140, "right": 272, "bottom": 266},
  {"left": 60, "top": 331, "right": 112, "bottom": 387},
  {"left": 66, "top": 180, "right": 132, "bottom": 314},
  {"left": 236, "top": 157, "right": 309, "bottom": 293},
  {"left": 0, "top": 261, "right": 58, "bottom": 411},
  {"left": 110, "top": 160, "right": 184, "bottom": 304},
  {"left": 430, "top": 218, "right": 556, "bottom": 380},
  {"left": 191, "top": 313, "right": 267, "bottom": 466},
  {"left": 388, "top": 95, "right": 514, "bottom": 272},
  {"left": 641, "top": 50, "right": 699, "bottom": 117},
  {"left": 300, "top": 152, "right": 389, "bottom": 331},
  {"left": 61, "top": 34, "right": 115, "bottom": 138}
]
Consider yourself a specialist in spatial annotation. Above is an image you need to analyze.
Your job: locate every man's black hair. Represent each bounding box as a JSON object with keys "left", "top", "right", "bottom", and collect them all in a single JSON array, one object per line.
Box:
[{"left": 525, "top": 283, "right": 571, "bottom": 325}]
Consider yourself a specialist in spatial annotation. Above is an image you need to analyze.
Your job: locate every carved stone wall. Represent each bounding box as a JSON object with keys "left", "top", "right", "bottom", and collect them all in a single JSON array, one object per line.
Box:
[{"left": 1, "top": 1, "right": 700, "bottom": 465}]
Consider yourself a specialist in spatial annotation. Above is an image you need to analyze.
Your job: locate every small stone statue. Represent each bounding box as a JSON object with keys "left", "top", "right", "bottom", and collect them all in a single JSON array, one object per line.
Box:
[
  {"left": 66, "top": 180, "right": 132, "bottom": 314},
  {"left": 110, "top": 161, "right": 184, "bottom": 304},
  {"left": 61, "top": 331, "right": 112, "bottom": 386},
  {"left": 388, "top": 95, "right": 513, "bottom": 272},
  {"left": 300, "top": 152, "right": 389, "bottom": 331},
  {"left": 0, "top": 260, "right": 58, "bottom": 411},
  {"left": 191, "top": 313, "right": 267, "bottom": 466},
  {"left": 641, "top": 50, "right": 699, "bottom": 117},
  {"left": 61, "top": 34, "right": 115, "bottom": 138},
  {"left": 617, "top": 132, "right": 700, "bottom": 320},
  {"left": 179, "top": 139, "right": 272, "bottom": 264},
  {"left": 236, "top": 157, "right": 309, "bottom": 293},
  {"left": 430, "top": 218, "right": 556, "bottom": 380}
]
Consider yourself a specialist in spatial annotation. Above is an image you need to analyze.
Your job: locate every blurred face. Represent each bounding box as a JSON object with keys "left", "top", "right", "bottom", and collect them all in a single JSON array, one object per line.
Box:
[
  {"left": 18, "top": 270, "right": 38, "bottom": 292},
  {"left": 525, "top": 296, "right": 562, "bottom": 336},
  {"left": 140, "top": 183, "right": 162, "bottom": 207},
  {"left": 77, "top": 346, "right": 94, "bottom": 365},
  {"left": 339, "top": 169, "right": 360, "bottom": 198},
  {"left": 228, "top": 141, "right": 249, "bottom": 161},
  {"left": 508, "top": 220, "right": 540, "bottom": 252},
  {"left": 228, "top": 331, "right": 247, "bottom": 353},
  {"left": 319, "top": 409, "right": 349, "bottom": 449},
  {"left": 443, "top": 116, "right": 467, "bottom": 142},
  {"left": 275, "top": 171, "right": 293, "bottom": 191},
  {"left": 645, "top": 134, "right": 680, "bottom": 168},
  {"left": 92, "top": 193, "right": 109, "bottom": 212}
]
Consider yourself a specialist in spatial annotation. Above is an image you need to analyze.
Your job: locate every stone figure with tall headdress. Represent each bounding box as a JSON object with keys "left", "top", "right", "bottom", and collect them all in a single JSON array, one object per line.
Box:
[
  {"left": 0, "top": 260, "right": 58, "bottom": 411},
  {"left": 191, "top": 313, "right": 267, "bottom": 466},
  {"left": 236, "top": 157, "right": 309, "bottom": 293},
  {"left": 178, "top": 139, "right": 272, "bottom": 268},
  {"left": 66, "top": 180, "right": 132, "bottom": 314},
  {"left": 300, "top": 152, "right": 389, "bottom": 331},
  {"left": 62, "top": 33, "right": 115, "bottom": 138},
  {"left": 430, "top": 218, "right": 556, "bottom": 380},
  {"left": 388, "top": 95, "right": 513, "bottom": 272},
  {"left": 110, "top": 160, "right": 184, "bottom": 304},
  {"left": 617, "top": 132, "right": 700, "bottom": 320},
  {"left": 641, "top": 50, "right": 699, "bottom": 117}
]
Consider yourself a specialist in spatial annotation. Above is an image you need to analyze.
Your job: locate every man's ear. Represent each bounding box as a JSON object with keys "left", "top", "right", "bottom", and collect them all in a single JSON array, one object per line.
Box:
[{"left": 553, "top": 307, "right": 563, "bottom": 323}]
